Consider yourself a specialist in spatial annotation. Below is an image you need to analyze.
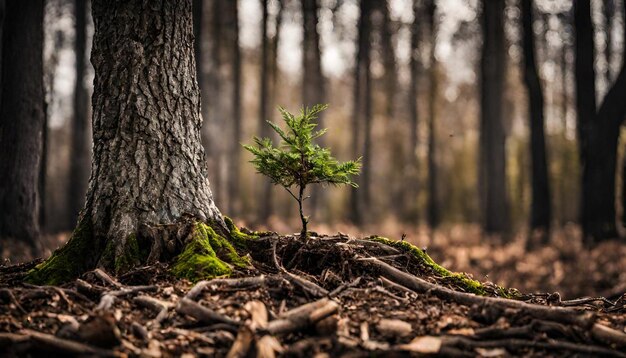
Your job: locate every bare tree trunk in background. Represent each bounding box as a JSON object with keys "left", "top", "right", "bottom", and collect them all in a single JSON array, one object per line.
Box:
[
  {"left": 0, "top": 0, "right": 44, "bottom": 252},
  {"left": 521, "top": 0, "right": 551, "bottom": 242},
  {"left": 426, "top": 0, "right": 439, "bottom": 229},
  {"left": 480, "top": 0, "right": 509, "bottom": 235},
  {"left": 193, "top": 0, "right": 202, "bottom": 82},
  {"left": 227, "top": 1, "right": 242, "bottom": 218},
  {"left": 258, "top": 0, "right": 272, "bottom": 223},
  {"left": 406, "top": 0, "right": 420, "bottom": 223},
  {"left": 378, "top": 0, "right": 404, "bottom": 220},
  {"left": 302, "top": 0, "right": 325, "bottom": 218},
  {"left": 603, "top": 0, "right": 614, "bottom": 84},
  {"left": 68, "top": 0, "right": 91, "bottom": 229},
  {"left": 576, "top": 0, "right": 626, "bottom": 243},
  {"left": 559, "top": 17, "right": 570, "bottom": 225},
  {"left": 350, "top": 0, "right": 372, "bottom": 225}
]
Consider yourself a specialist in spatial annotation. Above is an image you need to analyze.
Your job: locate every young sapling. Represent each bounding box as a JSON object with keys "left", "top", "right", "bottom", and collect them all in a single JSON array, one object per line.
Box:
[{"left": 244, "top": 104, "right": 361, "bottom": 239}]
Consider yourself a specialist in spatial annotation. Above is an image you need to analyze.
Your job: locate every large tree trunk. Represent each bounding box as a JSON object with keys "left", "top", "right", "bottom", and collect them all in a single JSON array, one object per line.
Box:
[
  {"left": 603, "top": 0, "right": 615, "bottom": 84},
  {"left": 28, "top": 0, "right": 227, "bottom": 284},
  {"left": 426, "top": 0, "right": 439, "bottom": 229},
  {"left": 349, "top": 0, "right": 372, "bottom": 225},
  {"left": 521, "top": 0, "right": 551, "bottom": 238},
  {"left": 0, "top": 0, "right": 45, "bottom": 250},
  {"left": 302, "top": 0, "right": 325, "bottom": 218},
  {"left": 479, "top": 0, "right": 509, "bottom": 234},
  {"left": 68, "top": 0, "right": 91, "bottom": 229}
]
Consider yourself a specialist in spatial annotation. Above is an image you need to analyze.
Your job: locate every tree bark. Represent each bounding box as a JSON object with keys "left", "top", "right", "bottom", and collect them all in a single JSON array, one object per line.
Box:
[
  {"left": 30, "top": 0, "right": 223, "bottom": 282},
  {"left": 426, "top": 0, "right": 439, "bottom": 229},
  {"left": 0, "top": 0, "right": 45, "bottom": 248},
  {"left": 479, "top": 0, "right": 509, "bottom": 234},
  {"left": 603, "top": 0, "right": 615, "bottom": 84},
  {"left": 521, "top": 0, "right": 551, "bottom": 238},
  {"left": 349, "top": 0, "right": 372, "bottom": 225},
  {"left": 68, "top": 0, "right": 92, "bottom": 229}
]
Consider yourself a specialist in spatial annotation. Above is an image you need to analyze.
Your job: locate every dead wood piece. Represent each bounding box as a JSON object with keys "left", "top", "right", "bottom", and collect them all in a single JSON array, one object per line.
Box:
[
  {"left": 378, "top": 276, "right": 415, "bottom": 296},
  {"left": 444, "top": 336, "right": 626, "bottom": 357},
  {"left": 176, "top": 298, "right": 240, "bottom": 326},
  {"left": 329, "top": 277, "right": 362, "bottom": 298},
  {"left": 76, "top": 278, "right": 105, "bottom": 297},
  {"left": 591, "top": 323, "right": 626, "bottom": 347},
  {"left": 0, "top": 332, "right": 29, "bottom": 347},
  {"left": 267, "top": 298, "right": 339, "bottom": 335},
  {"left": 93, "top": 268, "right": 123, "bottom": 289},
  {"left": 359, "top": 257, "right": 597, "bottom": 328},
  {"left": 185, "top": 275, "right": 266, "bottom": 300},
  {"left": 376, "top": 319, "right": 412, "bottom": 338},
  {"left": 20, "top": 329, "right": 116, "bottom": 357},
  {"left": 271, "top": 241, "right": 328, "bottom": 298},
  {"left": 226, "top": 326, "right": 254, "bottom": 358},
  {"left": 371, "top": 286, "right": 410, "bottom": 303},
  {"left": 131, "top": 322, "right": 150, "bottom": 341},
  {"left": 0, "top": 288, "right": 26, "bottom": 314},
  {"left": 134, "top": 295, "right": 173, "bottom": 326},
  {"left": 97, "top": 285, "right": 158, "bottom": 311}
]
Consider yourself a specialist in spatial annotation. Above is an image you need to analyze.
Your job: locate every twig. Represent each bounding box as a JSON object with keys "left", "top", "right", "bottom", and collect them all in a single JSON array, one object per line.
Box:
[
  {"left": 176, "top": 298, "right": 241, "bottom": 326},
  {"left": 19, "top": 329, "right": 116, "bottom": 357},
  {"left": 185, "top": 275, "right": 266, "bottom": 300}
]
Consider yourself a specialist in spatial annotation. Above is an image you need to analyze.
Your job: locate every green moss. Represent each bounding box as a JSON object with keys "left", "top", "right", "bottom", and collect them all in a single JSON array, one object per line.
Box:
[
  {"left": 368, "top": 236, "right": 489, "bottom": 296},
  {"left": 224, "top": 216, "right": 258, "bottom": 249},
  {"left": 25, "top": 220, "right": 95, "bottom": 285},
  {"left": 171, "top": 222, "right": 249, "bottom": 282},
  {"left": 97, "top": 233, "right": 144, "bottom": 275}
]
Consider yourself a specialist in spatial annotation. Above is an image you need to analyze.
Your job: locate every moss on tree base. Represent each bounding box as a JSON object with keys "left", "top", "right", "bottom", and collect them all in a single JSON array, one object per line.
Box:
[
  {"left": 171, "top": 222, "right": 250, "bottom": 282},
  {"left": 25, "top": 220, "right": 96, "bottom": 286}
]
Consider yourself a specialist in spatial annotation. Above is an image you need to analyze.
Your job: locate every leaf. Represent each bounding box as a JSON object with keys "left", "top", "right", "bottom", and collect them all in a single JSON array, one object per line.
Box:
[{"left": 397, "top": 336, "right": 442, "bottom": 354}]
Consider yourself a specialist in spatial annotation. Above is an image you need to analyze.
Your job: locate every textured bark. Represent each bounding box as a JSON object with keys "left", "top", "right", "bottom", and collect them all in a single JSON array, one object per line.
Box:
[
  {"left": 479, "top": 0, "right": 509, "bottom": 234},
  {"left": 75, "top": 0, "right": 221, "bottom": 269},
  {"left": 0, "top": 0, "right": 45, "bottom": 247},
  {"left": 521, "top": 0, "right": 551, "bottom": 236},
  {"left": 349, "top": 0, "right": 372, "bottom": 225},
  {"left": 68, "top": 0, "right": 91, "bottom": 228},
  {"left": 426, "top": 0, "right": 439, "bottom": 229}
]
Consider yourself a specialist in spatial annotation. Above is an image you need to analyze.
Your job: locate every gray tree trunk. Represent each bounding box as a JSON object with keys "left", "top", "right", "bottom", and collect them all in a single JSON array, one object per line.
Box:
[
  {"left": 479, "top": 0, "right": 509, "bottom": 234},
  {"left": 426, "top": 0, "right": 439, "bottom": 229},
  {"left": 0, "top": 0, "right": 45, "bottom": 249},
  {"left": 521, "top": 0, "right": 551, "bottom": 240},
  {"left": 33, "top": 0, "right": 223, "bottom": 279},
  {"left": 302, "top": 0, "right": 325, "bottom": 218},
  {"left": 406, "top": 0, "right": 420, "bottom": 222},
  {"left": 68, "top": 0, "right": 91, "bottom": 229},
  {"left": 350, "top": 0, "right": 372, "bottom": 225}
]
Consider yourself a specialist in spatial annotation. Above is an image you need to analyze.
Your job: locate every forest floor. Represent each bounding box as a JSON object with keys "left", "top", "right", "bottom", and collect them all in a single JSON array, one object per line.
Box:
[{"left": 1, "top": 222, "right": 626, "bottom": 356}]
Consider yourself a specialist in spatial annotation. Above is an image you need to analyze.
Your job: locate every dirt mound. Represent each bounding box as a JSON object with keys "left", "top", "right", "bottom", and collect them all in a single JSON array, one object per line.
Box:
[{"left": 1, "top": 233, "right": 626, "bottom": 356}]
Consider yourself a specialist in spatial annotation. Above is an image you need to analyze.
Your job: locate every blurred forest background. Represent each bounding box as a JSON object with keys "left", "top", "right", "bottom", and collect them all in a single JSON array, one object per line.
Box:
[{"left": 16, "top": 0, "right": 626, "bottom": 296}]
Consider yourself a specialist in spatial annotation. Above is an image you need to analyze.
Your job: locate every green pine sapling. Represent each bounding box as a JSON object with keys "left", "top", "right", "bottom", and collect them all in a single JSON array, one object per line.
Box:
[{"left": 244, "top": 104, "right": 361, "bottom": 239}]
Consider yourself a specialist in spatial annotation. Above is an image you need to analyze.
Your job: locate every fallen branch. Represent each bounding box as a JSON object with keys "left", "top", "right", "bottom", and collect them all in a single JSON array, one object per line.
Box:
[
  {"left": 176, "top": 298, "right": 241, "bottom": 326},
  {"left": 185, "top": 275, "right": 267, "bottom": 300},
  {"left": 266, "top": 298, "right": 339, "bottom": 335},
  {"left": 358, "top": 256, "right": 596, "bottom": 328},
  {"left": 19, "top": 329, "right": 116, "bottom": 357}
]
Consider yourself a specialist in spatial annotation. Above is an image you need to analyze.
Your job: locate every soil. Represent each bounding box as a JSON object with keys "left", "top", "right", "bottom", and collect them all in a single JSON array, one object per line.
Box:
[{"left": 1, "top": 231, "right": 625, "bottom": 357}]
